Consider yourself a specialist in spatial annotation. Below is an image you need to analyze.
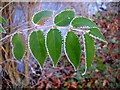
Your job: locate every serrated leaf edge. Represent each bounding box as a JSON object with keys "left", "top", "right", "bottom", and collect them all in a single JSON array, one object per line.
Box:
[
  {"left": 28, "top": 30, "right": 47, "bottom": 70},
  {"left": 45, "top": 28, "right": 63, "bottom": 67},
  {"left": 64, "top": 30, "right": 81, "bottom": 71},
  {"left": 54, "top": 9, "right": 75, "bottom": 26},
  {"left": 82, "top": 34, "right": 87, "bottom": 75},
  {"left": 89, "top": 33, "right": 108, "bottom": 44},
  {"left": 70, "top": 16, "right": 97, "bottom": 28},
  {"left": 32, "top": 10, "right": 53, "bottom": 26},
  {"left": 82, "top": 34, "right": 95, "bottom": 75},
  {"left": 11, "top": 32, "right": 26, "bottom": 61},
  {"left": 85, "top": 27, "right": 107, "bottom": 44}
]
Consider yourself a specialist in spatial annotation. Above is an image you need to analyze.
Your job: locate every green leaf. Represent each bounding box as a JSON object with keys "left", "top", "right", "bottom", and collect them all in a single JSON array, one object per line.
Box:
[
  {"left": 0, "top": 24, "right": 6, "bottom": 33},
  {"left": 88, "top": 27, "right": 107, "bottom": 44},
  {"left": 32, "top": 10, "right": 53, "bottom": 25},
  {"left": 11, "top": 33, "right": 25, "bottom": 60},
  {"left": 54, "top": 10, "right": 75, "bottom": 26},
  {"left": 83, "top": 34, "right": 95, "bottom": 74},
  {"left": 29, "top": 30, "right": 47, "bottom": 67},
  {"left": 65, "top": 31, "right": 81, "bottom": 70},
  {"left": 46, "top": 29, "right": 62, "bottom": 66},
  {"left": 0, "top": 16, "right": 7, "bottom": 24},
  {"left": 71, "top": 17, "right": 97, "bottom": 28}
]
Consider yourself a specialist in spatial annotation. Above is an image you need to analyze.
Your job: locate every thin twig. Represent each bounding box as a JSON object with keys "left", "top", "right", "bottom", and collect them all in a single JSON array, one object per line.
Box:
[
  {"left": 0, "top": 26, "right": 36, "bottom": 42},
  {"left": 0, "top": 59, "right": 21, "bottom": 65},
  {"left": 0, "top": 25, "right": 88, "bottom": 42},
  {"left": 0, "top": 1, "right": 13, "bottom": 12},
  {"left": 1, "top": 76, "right": 13, "bottom": 89},
  {"left": 11, "top": 61, "right": 21, "bottom": 84},
  {"left": 54, "top": 2, "right": 63, "bottom": 15}
]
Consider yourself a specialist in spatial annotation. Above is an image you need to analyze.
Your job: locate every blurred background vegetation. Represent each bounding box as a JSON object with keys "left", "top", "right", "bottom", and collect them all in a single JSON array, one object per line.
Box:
[{"left": 0, "top": 1, "right": 119, "bottom": 89}]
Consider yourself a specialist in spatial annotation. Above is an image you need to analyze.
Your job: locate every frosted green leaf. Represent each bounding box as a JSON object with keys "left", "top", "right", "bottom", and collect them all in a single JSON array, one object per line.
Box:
[
  {"left": 71, "top": 17, "right": 97, "bottom": 28},
  {"left": 29, "top": 30, "right": 47, "bottom": 67},
  {"left": 65, "top": 31, "right": 81, "bottom": 70},
  {"left": 84, "top": 34, "right": 95, "bottom": 72},
  {"left": 54, "top": 10, "right": 75, "bottom": 26},
  {"left": 11, "top": 33, "right": 25, "bottom": 60},
  {"left": 32, "top": 10, "right": 53, "bottom": 25},
  {"left": 46, "top": 29, "right": 62, "bottom": 66},
  {"left": 88, "top": 27, "right": 107, "bottom": 44}
]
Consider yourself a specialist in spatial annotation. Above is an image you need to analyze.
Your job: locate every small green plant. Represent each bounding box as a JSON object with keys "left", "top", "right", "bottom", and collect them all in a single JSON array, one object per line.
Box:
[{"left": 2, "top": 10, "right": 107, "bottom": 75}]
